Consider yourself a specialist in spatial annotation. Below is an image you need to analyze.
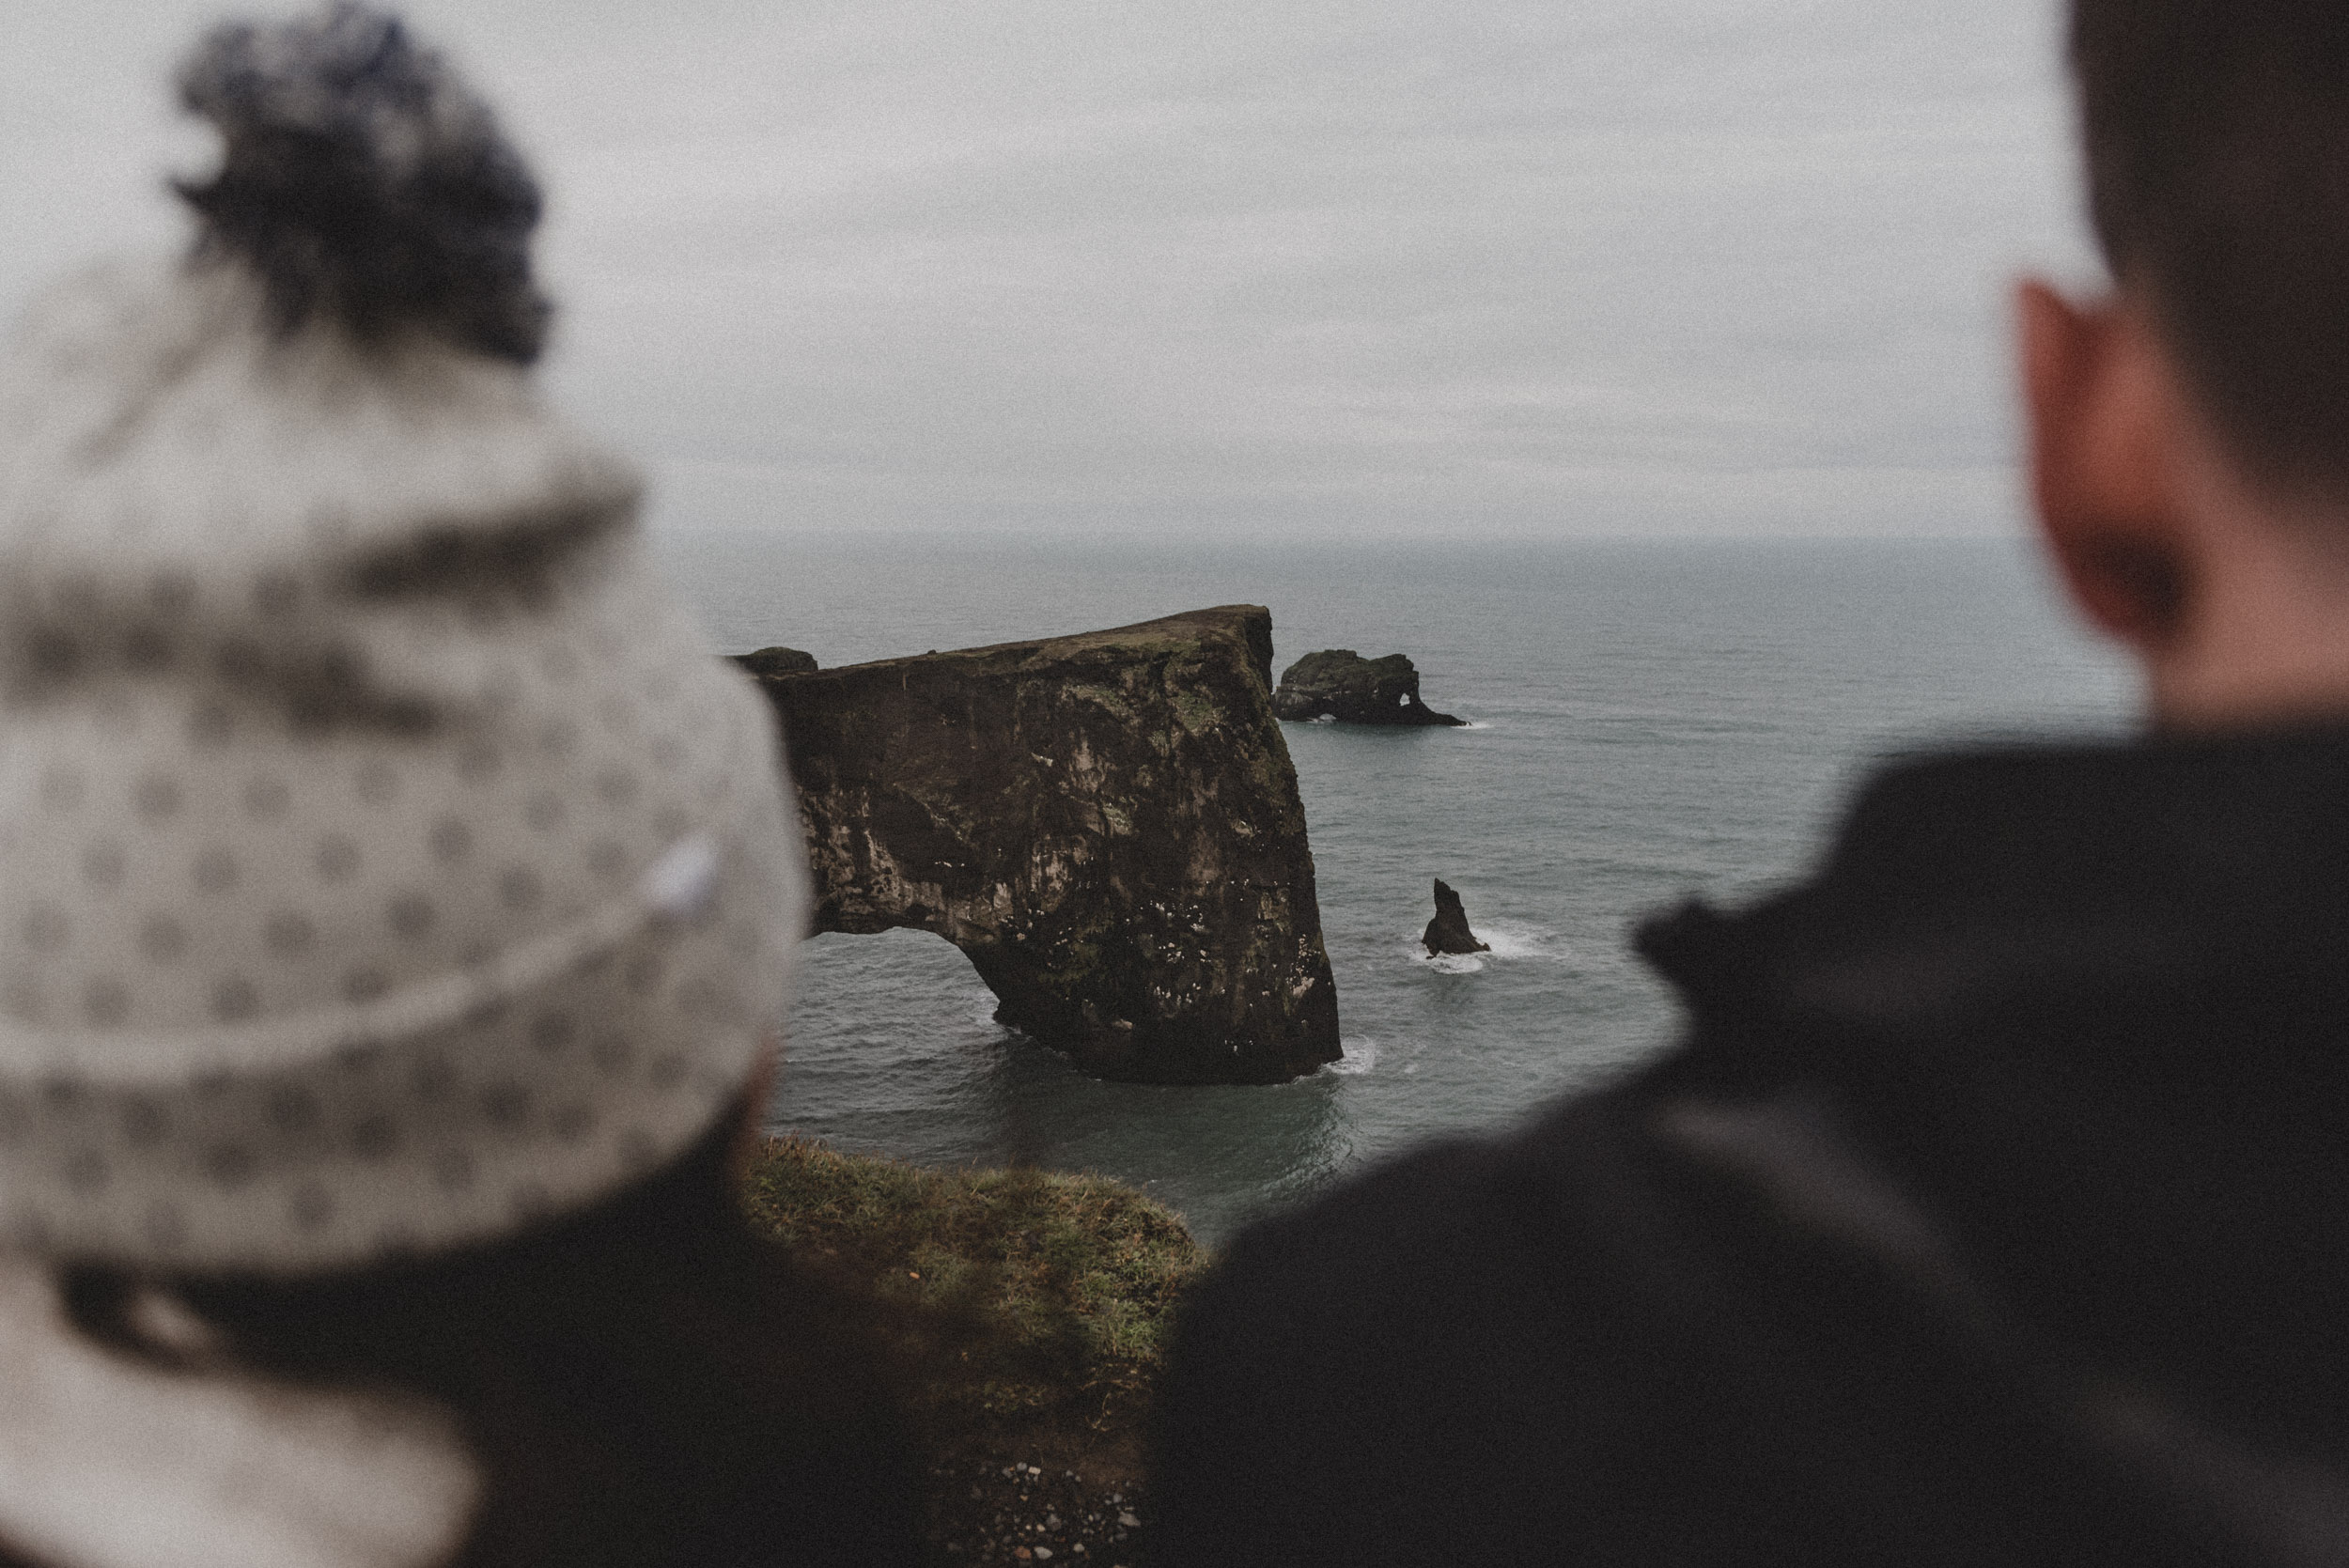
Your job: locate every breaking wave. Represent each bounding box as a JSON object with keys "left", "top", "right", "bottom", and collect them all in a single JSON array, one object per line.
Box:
[{"left": 1405, "top": 916, "right": 1570, "bottom": 972}]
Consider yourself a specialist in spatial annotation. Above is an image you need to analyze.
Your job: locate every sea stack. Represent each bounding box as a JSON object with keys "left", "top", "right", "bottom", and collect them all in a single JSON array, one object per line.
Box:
[
  {"left": 1423, "top": 879, "right": 1491, "bottom": 956},
  {"left": 738, "top": 605, "right": 1344, "bottom": 1085},
  {"left": 1272, "top": 650, "right": 1466, "bottom": 725}
]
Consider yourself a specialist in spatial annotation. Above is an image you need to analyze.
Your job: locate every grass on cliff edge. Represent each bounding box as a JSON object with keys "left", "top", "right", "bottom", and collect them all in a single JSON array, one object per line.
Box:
[{"left": 739, "top": 1135, "right": 1206, "bottom": 1467}]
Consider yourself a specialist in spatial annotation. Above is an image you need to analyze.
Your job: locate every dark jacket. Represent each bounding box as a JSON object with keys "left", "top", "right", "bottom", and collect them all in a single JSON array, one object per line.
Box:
[{"left": 1153, "top": 729, "right": 2349, "bottom": 1567}]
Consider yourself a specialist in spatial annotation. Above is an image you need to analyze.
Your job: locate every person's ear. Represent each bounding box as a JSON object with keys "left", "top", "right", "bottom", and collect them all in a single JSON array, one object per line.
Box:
[{"left": 2018, "top": 279, "right": 2192, "bottom": 651}]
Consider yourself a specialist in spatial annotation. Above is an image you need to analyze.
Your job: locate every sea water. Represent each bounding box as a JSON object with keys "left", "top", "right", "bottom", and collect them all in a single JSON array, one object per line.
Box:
[{"left": 654, "top": 532, "right": 2133, "bottom": 1246}]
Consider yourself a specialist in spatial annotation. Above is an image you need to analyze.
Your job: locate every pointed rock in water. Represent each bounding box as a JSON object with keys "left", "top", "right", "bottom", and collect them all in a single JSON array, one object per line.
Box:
[
  {"left": 1271, "top": 649, "right": 1465, "bottom": 725},
  {"left": 1423, "top": 878, "right": 1490, "bottom": 956}
]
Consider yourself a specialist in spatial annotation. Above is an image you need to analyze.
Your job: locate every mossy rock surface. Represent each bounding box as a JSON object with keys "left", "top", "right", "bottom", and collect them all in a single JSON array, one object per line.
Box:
[
  {"left": 743, "top": 1137, "right": 1204, "bottom": 1561},
  {"left": 739, "top": 605, "right": 1341, "bottom": 1083},
  {"left": 744, "top": 1135, "right": 1203, "bottom": 1384}
]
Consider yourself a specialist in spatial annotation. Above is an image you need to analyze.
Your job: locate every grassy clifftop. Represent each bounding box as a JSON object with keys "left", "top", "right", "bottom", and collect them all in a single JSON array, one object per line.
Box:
[
  {"left": 742, "top": 1136, "right": 1204, "bottom": 1398},
  {"left": 740, "top": 1137, "right": 1206, "bottom": 1561}
]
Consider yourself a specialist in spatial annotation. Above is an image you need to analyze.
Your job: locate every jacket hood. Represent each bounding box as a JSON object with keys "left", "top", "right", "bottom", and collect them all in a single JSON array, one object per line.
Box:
[{"left": 1638, "top": 723, "right": 2349, "bottom": 1452}]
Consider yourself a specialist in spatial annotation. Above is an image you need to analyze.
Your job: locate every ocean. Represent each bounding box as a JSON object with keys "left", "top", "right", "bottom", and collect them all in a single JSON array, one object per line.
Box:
[{"left": 653, "top": 531, "right": 2134, "bottom": 1248}]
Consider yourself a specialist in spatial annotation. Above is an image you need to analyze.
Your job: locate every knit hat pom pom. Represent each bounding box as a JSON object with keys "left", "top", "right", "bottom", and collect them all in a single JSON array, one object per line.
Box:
[{"left": 175, "top": 3, "right": 550, "bottom": 364}]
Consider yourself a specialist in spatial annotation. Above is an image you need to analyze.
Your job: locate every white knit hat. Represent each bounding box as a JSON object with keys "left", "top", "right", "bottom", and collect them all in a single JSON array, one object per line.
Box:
[{"left": 0, "top": 6, "right": 805, "bottom": 1273}]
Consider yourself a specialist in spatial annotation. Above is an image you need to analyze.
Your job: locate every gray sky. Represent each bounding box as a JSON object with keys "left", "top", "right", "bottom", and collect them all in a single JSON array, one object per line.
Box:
[{"left": 1, "top": 0, "right": 2099, "bottom": 539}]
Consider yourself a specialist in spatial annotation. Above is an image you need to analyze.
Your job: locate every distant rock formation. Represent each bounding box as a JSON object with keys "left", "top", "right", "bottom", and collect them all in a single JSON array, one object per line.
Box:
[
  {"left": 1271, "top": 650, "right": 1465, "bottom": 725},
  {"left": 738, "top": 645, "right": 818, "bottom": 678},
  {"left": 1422, "top": 878, "right": 1490, "bottom": 956},
  {"left": 735, "top": 606, "right": 1343, "bottom": 1085}
]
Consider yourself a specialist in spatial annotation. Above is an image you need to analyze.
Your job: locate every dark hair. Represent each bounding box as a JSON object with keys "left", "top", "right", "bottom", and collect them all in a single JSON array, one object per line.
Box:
[
  {"left": 174, "top": 4, "right": 551, "bottom": 363},
  {"left": 65, "top": 1099, "right": 922, "bottom": 1568},
  {"left": 2072, "top": 0, "right": 2349, "bottom": 497}
]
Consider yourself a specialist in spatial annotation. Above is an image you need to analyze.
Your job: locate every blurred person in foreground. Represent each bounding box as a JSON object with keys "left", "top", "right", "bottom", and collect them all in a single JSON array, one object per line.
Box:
[
  {"left": 0, "top": 7, "right": 915, "bottom": 1566},
  {"left": 1154, "top": 2, "right": 2349, "bottom": 1563}
]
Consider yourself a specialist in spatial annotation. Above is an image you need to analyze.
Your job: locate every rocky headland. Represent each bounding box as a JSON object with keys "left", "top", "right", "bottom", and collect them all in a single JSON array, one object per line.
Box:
[
  {"left": 1270, "top": 649, "right": 1465, "bottom": 725},
  {"left": 736, "top": 606, "right": 1342, "bottom": 1085},
  {"left": 1423, "top": 878, "right": 1491, "bottom": 956},
  {"left": 738, "top": 644, "right": 819, "bottom": 678}
]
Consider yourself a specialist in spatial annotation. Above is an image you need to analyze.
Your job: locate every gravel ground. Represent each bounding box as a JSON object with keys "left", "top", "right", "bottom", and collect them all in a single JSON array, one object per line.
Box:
[{"left": 927, "top": 1460, "right": 1149, "bottom": 1565}]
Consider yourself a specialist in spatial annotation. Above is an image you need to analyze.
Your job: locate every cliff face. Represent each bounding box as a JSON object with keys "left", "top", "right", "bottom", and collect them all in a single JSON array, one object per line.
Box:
[
  {"left": 739, "top": 606, "right": 1343, "bottom": 1085},
  {"left": 1270, "top": 649, "right": 1465, "bottom": 725},
  {"left": 739, "top": 645, "right": 819, "bottom": 678}
]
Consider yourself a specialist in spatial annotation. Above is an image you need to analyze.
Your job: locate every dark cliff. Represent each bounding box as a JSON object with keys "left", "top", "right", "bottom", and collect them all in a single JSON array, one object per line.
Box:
[
  {"left": 738, "top": 606, "right": 1343, "bottom": 1085},
  {"left": 1271, "top": 649, "right": 1465, "bottom": 725},
  {"left": 739, "top": 645, "right": 819, "bottom": 678}
]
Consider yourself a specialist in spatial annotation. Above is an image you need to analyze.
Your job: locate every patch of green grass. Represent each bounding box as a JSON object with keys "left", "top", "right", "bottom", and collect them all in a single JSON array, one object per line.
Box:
[{"left": 740, "top": 1137, "right": 1206, "bottom": 1453}]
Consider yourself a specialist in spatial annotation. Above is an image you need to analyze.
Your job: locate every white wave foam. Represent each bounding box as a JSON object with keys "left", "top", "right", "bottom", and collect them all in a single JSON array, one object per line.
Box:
[
  {"left": 1459, "top": 721, "right": 1494, "bottom": 730},
  {"left": 1478, "top": 920, "right": 1568, "bottom": 961},
  {"left": 1329, "top": 1037, "right": 1379, "bottom": 1075},
  {"left": 1402, "top": 916, "right": 1571, "bottom": 970}
]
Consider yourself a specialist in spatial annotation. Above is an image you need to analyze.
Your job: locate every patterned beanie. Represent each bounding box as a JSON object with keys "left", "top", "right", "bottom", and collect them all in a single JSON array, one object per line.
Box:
[{"left": 0, "top": 5, "right": 805, "bottom": 1273}]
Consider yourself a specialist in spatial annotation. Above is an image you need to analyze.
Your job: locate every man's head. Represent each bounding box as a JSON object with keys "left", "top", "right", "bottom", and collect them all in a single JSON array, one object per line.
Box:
[
  {"left": 2075, "top": 0, "right": 2349, "bottom": 495},
  {"left": 2025, "top": 0, "right": 2349, "bottom": 725}
]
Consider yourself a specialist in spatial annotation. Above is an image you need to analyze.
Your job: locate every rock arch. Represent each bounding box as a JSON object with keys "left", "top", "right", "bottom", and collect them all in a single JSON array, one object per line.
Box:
[{"left": 738, "top": 606, "right": 1342, "bottom": 1085}]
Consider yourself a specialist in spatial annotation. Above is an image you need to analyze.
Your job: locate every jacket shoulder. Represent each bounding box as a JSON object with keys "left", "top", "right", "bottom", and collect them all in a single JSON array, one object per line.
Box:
[{"left": 1149, "top": 1084, "right": 1762, "bottom": 1568}]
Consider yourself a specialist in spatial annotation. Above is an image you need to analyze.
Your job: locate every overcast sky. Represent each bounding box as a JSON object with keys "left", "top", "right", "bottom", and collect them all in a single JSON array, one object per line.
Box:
[{"left": 1, "top": 0, "right": 2099, "bottom": 539}]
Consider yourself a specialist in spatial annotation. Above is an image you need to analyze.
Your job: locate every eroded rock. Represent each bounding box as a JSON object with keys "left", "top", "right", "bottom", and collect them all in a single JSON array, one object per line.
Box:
[
  {"left": 1423, "top": 878, "right": 1490, "bottom": 956},
  {"left": 1270, "top": 649, "right": 1465, "bottom": 725},
  {"left": 736, "top": 606, "right": 1343, "bottom": 1084},
  {"left": 739, "top": 645, "right": 818, "bottom": 678}
]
